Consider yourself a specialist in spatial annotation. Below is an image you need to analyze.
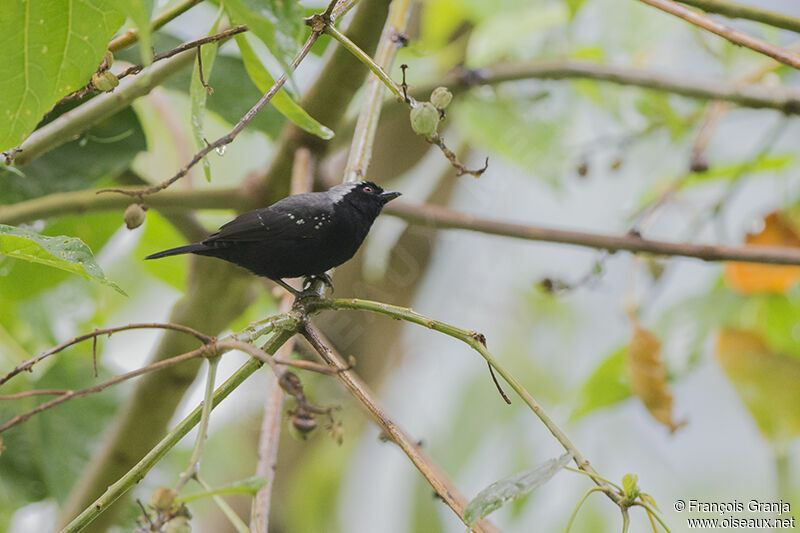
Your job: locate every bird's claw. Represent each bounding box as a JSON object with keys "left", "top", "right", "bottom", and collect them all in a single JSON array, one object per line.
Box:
[{"left": 303, "top": 273, "right": 334, "bottom": 294}]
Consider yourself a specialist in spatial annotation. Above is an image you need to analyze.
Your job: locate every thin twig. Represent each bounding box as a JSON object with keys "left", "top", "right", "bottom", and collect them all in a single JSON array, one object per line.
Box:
[
  {"left": 175, "top": 357, "right": 219, "bottom": 492},
  {"left": 300, "top": 322, "right": 502, "bottom": 533},
  {"left": 51, "top": 27, "right": 246, "bottom": 115},
  {"left": 427, "top": 134, "right": 489, "bottom": 177},
  {"left": 98, "top": 11, "right": 328, "bottom": 198},
  {"left": 109, "top": 0, "right": 205, "bottom": 52},
  {"left": 0, "top": 389, "right": 73, "bottom": 400},
  {"left": 0, "top": 322, "right": 212, "bottom": 387},
  {"left": 0, "top": 347, "right": 209, "bottom": 433},
  {"left": 118, "top": 26, "right": 248, "bottom": 81},
  {"left": 637, "top": 0, "right": 800, "bottom": 69}
]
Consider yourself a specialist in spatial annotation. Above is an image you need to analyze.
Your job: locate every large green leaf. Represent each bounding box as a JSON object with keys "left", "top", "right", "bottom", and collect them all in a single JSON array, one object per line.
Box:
[
  {"left": 464, "top": 453, "right": 572, "bottom": 526},
  {"left": 235, "top": 34, "right": 333, "bottom": 140},
  {"left": 0, "top": 224, "right": 124, "bottom": 295},
  {"left": 0, "top": 0, "right": 126, "bottom": 151}
]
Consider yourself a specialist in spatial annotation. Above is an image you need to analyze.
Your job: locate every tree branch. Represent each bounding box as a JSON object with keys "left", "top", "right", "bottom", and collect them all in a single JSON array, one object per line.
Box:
[
  {"left": 637, "top": 0, "right": 800, "bottom": 69},
  {"left": 336, "top": 0, "right": 411, "bottom": 183},
  {"left": 9, "top": 48, "right": 197, "bottom": 166},
  {"left": 384, "top": 201, "right": 800, "bottom": 265},
  {"left": 437, "top": 61, "right": 800, "bottom": 114},
  {"left": 677, "top": 0, "right": 800, "bottom": 34},
  {"left": 300, "top": 322, "right": 502, "bottom": 533},
  {"left": 305, "top": 298, "right": 621, "bottom": 502}
]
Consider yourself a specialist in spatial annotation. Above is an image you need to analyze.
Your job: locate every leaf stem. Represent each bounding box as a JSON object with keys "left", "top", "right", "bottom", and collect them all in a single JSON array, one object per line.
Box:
[{"left": 565, "top": 487, "right": 604, "bottom": 533}]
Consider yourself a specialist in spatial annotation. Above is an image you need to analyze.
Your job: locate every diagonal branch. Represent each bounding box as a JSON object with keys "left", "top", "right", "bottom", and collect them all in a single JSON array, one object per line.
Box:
[
  {"left": 300, "top": 322, "right": 503, "bottom": 533},
  {"left": 637, "top": 0, "right": 800, "bottom": 69}
]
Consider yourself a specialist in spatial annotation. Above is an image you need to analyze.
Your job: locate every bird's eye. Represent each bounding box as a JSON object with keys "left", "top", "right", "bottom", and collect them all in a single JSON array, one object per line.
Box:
[{"left": 362, "top": 186, "right": 374, "bottom": 193}]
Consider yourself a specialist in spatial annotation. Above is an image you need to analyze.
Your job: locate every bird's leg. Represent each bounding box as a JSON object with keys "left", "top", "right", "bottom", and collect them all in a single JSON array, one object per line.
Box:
[{"left": 274, "top": 278, "right": 302, "bottom": 297}]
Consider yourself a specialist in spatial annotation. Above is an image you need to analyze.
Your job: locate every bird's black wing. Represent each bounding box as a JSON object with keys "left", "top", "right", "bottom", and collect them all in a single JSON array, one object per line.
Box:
[{"left": 204, "top": 192, "right": 333, "bottom": 244}]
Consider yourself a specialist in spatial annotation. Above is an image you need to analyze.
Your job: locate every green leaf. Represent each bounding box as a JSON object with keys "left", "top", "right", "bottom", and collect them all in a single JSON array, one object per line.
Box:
[
  {"left": 177, "top": 476, "right": 268, "bottom": 503},
  {"left": 565, "top": 0, "right": 587, "bottom": 19},
  {"left": 190, "top": 9, "right": 224, "bottom": 182},
  {"left": 119, "top": 0, "right": 154, "bottom": 66},
  {"left": 0, "top": 0, "right": 126, "bottom": 151},
  {"left": 223, "top": 0, "right": 303, "bottom": 67},
  {"left": 0, "top": 224, "right": 125, "bottom": 295},
  {"left": 235, "top": 34, "right": 333, "bottom": 140},
  {"left": 622, "top": 473, "right": 639, "bottom": 498},
  {"left": 464, "top": 453, "right": 572, "bottom": 526},
  {"left": 571, "top": 346, "right": 632, "bottom": 420}
]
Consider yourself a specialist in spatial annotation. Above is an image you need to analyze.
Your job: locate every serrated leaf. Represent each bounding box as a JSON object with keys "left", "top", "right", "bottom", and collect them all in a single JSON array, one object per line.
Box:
[
  {"left": 0, "top": 224, "right": 125, "bottom": 295},
  {"left": 464, "top": 453, "right": 571, "bottom": 526},
  {"left": 0, "top": 0, "right": 126, "bottom": 151},
  {"left": 223, "top": 0, "right": 303, "bottom": 68},
  {"left": 177, "top": 476, "right": 268, "bottom": 503},
  {"left": 190, "top": 9, "right": 224, "bottom": 182},
  {"left": 235, "top": 34, "right": 333, "bottom": 140}
]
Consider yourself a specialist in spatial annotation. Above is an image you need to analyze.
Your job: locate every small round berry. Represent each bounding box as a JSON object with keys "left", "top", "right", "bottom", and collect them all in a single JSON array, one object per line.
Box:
[
  {"left": 92, "top": 71, "right": 119, "bottom": 92},
  {"left": 410, "top": 102, "right": 440, "bottom": 136},
  {"left": 124, "top": 204, "right": 146, "bottom": 230},
  {"left": 430, "top": 86, "right": 453, "bottom": 109}
]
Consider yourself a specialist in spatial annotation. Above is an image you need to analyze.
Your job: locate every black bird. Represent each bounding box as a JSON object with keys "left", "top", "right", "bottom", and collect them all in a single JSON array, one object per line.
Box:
[{"left": 146, "top": 181, "right": 401, "bottom": 294}]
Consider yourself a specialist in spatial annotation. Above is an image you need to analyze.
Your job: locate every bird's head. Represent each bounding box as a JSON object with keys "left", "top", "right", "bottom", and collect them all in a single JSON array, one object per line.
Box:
[{"left": 329, "top": 181, "right": 401, "bottom": 216}]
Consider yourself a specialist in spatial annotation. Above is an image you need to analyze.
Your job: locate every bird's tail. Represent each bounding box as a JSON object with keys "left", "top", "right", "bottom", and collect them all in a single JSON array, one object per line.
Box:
[{"left": 145, "top": 243, "right": 208, "bottom": 260}]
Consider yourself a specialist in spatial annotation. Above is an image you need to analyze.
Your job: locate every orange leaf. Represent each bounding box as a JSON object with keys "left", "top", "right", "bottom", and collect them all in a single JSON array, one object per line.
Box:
[
  {"left": 628, "top": 324, "right": 686, "bottom": 433},
  {"left": 715, "top": 329, "right": 800, "bottom": 442},
  {"left": 724, "top": 212, "right": 800, "bottom": 294}
]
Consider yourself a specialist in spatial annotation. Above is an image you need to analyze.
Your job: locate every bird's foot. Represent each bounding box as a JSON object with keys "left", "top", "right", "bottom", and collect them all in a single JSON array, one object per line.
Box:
[{"left": 302, "top": 273, "right": 334, "bottom": 295}]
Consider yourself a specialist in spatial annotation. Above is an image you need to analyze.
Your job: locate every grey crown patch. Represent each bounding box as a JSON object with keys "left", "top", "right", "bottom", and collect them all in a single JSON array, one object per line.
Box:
[{"left": 326, "top": 182, "right": 360, "bottom": 204}]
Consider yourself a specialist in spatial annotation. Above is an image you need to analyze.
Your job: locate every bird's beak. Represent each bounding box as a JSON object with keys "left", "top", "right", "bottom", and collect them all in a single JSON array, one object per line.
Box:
[{"left": 380, "top": 191, "right": 401, "bottom": 204}]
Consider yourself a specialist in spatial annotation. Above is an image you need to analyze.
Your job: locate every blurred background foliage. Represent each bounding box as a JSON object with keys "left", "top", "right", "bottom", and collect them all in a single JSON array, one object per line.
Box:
[{"left": 1, "top": 0, "right": 799, "bottom": 531}]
